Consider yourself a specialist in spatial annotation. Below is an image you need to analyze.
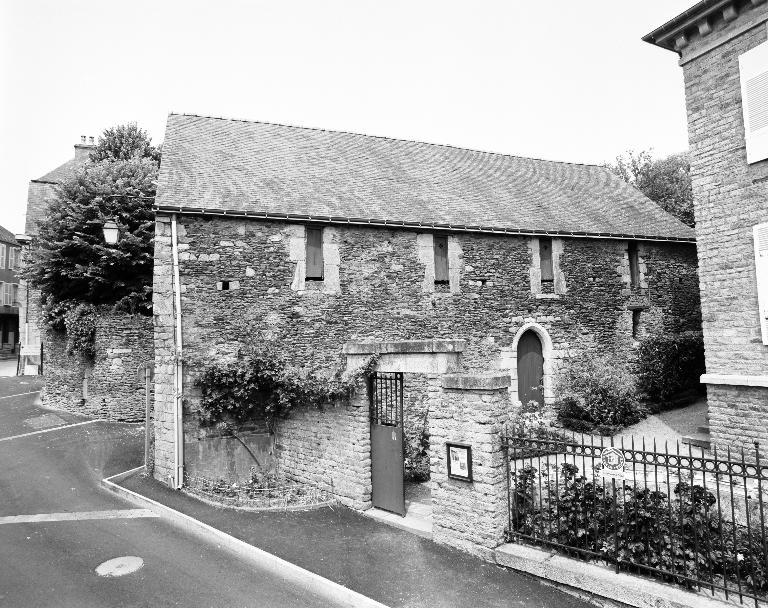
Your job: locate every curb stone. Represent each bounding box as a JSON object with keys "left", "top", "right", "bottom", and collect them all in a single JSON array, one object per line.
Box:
[
  {"left": 495, "top": 543, "right": 744, "bottom": 608},
  {"left": 101, "top": 468, "right": 390, "bottom": 608}
]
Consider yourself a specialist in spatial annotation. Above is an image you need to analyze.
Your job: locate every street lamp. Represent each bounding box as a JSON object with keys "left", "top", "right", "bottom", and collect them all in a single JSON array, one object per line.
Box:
[{"left": 102, "top": 220, "right": 119, "bottom": 245}]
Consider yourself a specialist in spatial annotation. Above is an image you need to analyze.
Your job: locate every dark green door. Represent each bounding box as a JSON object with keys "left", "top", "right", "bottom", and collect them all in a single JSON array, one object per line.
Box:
[
  {"left": 517, "top": 331, "right": 544, "bottom": 406},
  {"left": 370, "top": 372, "right": 405, "bottom": 516}
]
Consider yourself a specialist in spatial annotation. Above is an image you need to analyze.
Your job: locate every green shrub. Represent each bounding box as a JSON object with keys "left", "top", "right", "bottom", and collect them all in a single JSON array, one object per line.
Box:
[
  {"left": 510, "top": 463, "right": 768, "bottom": 597},
  {"left": 62, "top": 303, "right": 97, "bottom": 359},
  {"left": 195, "top": 344, "right": 377, "bottom": 432},
  {"left": 635, "top": 333, "right": 705, "bottom": 406},
  {"left": 555, "top": 354, "right": 645, "bottom": 434}
]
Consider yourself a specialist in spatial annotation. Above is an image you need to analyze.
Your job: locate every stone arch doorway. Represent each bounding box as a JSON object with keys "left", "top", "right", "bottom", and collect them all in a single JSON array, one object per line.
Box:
[
  {"left": 505, "top": 322, "right": 554, "bottom": 407},
  {"left": 517, "top": 330, "right": 544, "bottom": 406}
]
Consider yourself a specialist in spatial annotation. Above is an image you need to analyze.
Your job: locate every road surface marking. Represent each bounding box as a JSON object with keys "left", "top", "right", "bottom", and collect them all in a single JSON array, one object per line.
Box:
[
  {"left": 95, "top": 556, "right": 145, "bottom": 577},
  {"left": 0, "top": 509, "right": 158, "bottom": 524},
  {"left": 0, "top": 391, "right": 41, "bottom": 400},
  {"left": 0, "top": 419, "right": 98, "bottom": 442}
]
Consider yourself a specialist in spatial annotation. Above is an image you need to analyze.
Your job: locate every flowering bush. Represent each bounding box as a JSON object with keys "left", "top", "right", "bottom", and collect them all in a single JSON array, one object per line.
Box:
[{"left": 555, "top": 354, "right": 645, "bottom": 434}]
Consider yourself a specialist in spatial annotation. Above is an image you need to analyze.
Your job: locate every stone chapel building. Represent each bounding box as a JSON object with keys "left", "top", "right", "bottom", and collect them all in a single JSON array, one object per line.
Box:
[
  {"left": 151, "top": 113, "right": 701, "bottom": 512},
  {"left": 644, "top": 0, "right": 768, "bottom": 450}
]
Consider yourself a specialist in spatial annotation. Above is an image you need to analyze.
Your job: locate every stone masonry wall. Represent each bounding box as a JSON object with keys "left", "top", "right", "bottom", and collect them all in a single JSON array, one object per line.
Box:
[
  {"left": 41, "top": 329, "right": 89, "bottom": 410},
  {"left": 274, "top": 390, "right": 372, "bottom": 508},
  {"left": 151, "top": 213, "right": 701, "bottom": 485},
  {"left": 429, "top": 373, "right": 512, "bottom": 558},
  {"left": 89, "top": 312, "right": 153, "bottom": 421},
  {"left": 678, "top": 2, "right": 768, "bottom": 450},
  {"left": 681, "top": 5, "right": 768, "bottom": 377},
  {"left": 40, "top": 308, "right": 153, "bottom": 421},
  {"left": 709, "top": 384, "right": 768, "bottom": 449}
]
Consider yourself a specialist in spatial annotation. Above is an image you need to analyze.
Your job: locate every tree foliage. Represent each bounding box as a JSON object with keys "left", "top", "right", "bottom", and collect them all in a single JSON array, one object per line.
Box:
[
  {"left": 89, "top": 123, "right": 161, "bottom": 163},
  {"left": 26, "top": 156, "right": 157, "bottom": 319},
  {"left": 607, "top": 150, "right": 694, "bottom": 227}
]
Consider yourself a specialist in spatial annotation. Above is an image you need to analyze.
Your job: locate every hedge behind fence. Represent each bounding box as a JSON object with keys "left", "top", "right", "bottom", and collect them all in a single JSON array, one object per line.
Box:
[{"left": 635, "top": 333, "right": 705, "bottom": 406}]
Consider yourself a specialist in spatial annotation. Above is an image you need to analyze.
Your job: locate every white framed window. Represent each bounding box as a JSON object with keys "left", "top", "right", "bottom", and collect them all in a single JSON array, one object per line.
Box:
[
  {"left": 11, "top": 283, "right": 18, "bottom": 306},
  {"left": 754, "top": 222, "right": 768, "bottom": 345},
  {"left": 8, "top": 247, "right": 18, "bottom": 270},
  {"left": 739, "top": 41, "right": 768, "bottom": 164},
  {"left": 0, "top": 245, "right": 5, "bottom": 269},
  {"left": 0, "top": 282, "right": 9, "bottom": 306}
]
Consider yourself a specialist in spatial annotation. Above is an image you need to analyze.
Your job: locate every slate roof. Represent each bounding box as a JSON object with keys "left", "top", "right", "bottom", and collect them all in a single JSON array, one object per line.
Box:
[
  {"left": 0, "top": 224, "right": 18, "bottom": 245},
  {"left": 32, "top": 158, "right": 81, "bottom": 184},
  {"left": 156, "top": 113, "right": 696, "bottom": 242}
]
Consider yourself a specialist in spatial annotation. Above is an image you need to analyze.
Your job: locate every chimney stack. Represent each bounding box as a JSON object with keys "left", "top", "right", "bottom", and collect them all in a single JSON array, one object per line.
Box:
[{"left": 74, "top": 134, "right": 96, "bottom": 161}]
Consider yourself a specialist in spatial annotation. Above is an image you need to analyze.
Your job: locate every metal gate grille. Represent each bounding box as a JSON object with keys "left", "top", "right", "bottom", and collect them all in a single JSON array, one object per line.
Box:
[{"left": 369, "top": 372, "right": 403, "bottom": 427}]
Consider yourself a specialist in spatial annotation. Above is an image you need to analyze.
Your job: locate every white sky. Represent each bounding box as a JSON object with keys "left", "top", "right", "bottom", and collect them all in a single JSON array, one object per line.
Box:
[{"left": 1, "top": 0, "right": 695, "bottom": 235}]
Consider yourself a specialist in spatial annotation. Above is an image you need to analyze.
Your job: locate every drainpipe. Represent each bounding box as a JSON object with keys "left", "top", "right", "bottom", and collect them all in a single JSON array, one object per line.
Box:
[{"left": 170, "top": 214, "right": 184, "bottom": 489}]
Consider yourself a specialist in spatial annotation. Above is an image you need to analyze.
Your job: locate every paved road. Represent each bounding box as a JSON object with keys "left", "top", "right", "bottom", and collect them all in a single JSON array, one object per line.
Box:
[{"left": 0, "top": 376, "right": 337, "bottom": 608}]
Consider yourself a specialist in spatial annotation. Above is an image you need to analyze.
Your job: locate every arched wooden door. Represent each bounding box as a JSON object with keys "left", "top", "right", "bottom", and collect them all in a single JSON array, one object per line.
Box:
[{"left": 517, "top": 331, "right": 544, "bottom": 406}]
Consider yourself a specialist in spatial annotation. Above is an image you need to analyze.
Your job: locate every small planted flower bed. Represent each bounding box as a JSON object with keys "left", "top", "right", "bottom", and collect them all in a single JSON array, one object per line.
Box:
[{"left": 184, "top": 468, "right": 335, "bottom": 511}]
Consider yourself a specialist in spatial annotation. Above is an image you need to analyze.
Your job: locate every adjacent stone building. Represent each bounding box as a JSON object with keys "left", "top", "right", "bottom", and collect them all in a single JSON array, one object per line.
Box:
[
  {"left": 0, "top": 225, "right": 21, "bottom": 353},
  {"left": 18, "top": 137, "right": 95, "bottom": 373},
  {"left": 644, "top": 0, "right": 768, "bottom": 450},
  {"left": 151, "top": 113, "right": 701, "bottom": 517}
]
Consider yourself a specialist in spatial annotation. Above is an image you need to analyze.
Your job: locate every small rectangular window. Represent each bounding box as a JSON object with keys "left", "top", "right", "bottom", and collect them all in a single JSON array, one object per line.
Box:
[
  {"left": 8, "top": 248, "right": 16, "bottom": 270},
  {"left": 540, "top": 237, "right": 554, "bottom": 282},
  {"left": 306, "top": 227, "right": 324, "bottom": 281},
  {"left": 628, "top": 242, "right": 640, "bottom": 289},
  {"left": 632, "top": 310, "right": 641, "bottom": 339},
  {"left": 11, "top": 284, "right": 18, "bottom": 306},
  {"left": 434, "top": 235, "right": 449, "bottom": 283},
  {"left": 0, "top": 245, "right": 5, "bottom": 269}
]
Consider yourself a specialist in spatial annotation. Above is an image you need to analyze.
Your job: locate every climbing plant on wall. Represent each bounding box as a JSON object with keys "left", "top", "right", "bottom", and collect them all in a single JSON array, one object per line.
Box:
[{"left": 195, "top": 343, "right": 378, "bottom": 432}]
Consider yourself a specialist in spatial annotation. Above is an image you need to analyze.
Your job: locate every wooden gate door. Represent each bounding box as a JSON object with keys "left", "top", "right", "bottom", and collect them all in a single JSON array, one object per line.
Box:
[
  {"left": 370, "top": 372, "right": 405, "bottom": 516},
  {"left": 517, "top": 331, "right": 544, "bottom": 406}
]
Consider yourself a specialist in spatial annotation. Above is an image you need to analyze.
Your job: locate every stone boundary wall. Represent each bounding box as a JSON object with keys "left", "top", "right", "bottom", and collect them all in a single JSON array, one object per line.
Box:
[
  {"left": 274, "top": 389, "right": 372, "bottom": 509},
  {"left": 89, "top": 312, "right": 154, "bottom": 421},
  {"left": 41, "top": 329, "right": 89, "bottom": 411},
  {"left": 40, "top": 308, "right": 153, "bottom": 421}
]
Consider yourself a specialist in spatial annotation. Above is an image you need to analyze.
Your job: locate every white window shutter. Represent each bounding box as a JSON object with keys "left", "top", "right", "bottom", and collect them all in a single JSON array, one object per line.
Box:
[
  {"left": 740, "top": 41, "right": 768, "bottom": 164},
  {"left": 755, "top": 222, "right": 768, "bottom": 345}
]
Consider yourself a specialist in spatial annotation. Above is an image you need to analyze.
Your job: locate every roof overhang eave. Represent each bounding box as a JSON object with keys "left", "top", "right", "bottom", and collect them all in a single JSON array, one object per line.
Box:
[
  {"left": 153, "top": 204, "right": 697, "bottom": 244},
  {"left": 642, "top": 0, "right": 731, "bottom": 51}
]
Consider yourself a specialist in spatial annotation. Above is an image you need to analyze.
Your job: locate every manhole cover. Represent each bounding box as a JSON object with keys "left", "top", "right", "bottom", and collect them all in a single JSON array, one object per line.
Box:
[
  {"left": 25, "top": 414, "right": 66, "bottom": 430},
  {"left": 95, "top": 556, "right": 144, "bottom": 577}
]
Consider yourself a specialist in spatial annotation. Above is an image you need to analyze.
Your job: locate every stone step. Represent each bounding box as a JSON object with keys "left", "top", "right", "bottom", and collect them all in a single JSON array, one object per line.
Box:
[{"left": 682, "top": 435, "right": 711, "bottom": 451}]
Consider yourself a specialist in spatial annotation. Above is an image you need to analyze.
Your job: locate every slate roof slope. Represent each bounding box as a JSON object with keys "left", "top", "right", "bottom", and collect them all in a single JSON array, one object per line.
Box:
[
  {"left": 33, "top": 158, "right": 81, "bottom": 184},
  {"left": 156, "top": 114, "right": 696, "bottom": 242},
  {"left": 0, "top": 224, "right": 18, "bottom": 245}
]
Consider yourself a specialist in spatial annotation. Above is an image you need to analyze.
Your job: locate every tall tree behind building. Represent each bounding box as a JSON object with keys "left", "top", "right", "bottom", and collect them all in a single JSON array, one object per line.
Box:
[
  {"left": 25, "top": 124, "right": 159, "bottom": 329},
  {"left": 607, "top": 150, "right": 694, "bottom": 228}
]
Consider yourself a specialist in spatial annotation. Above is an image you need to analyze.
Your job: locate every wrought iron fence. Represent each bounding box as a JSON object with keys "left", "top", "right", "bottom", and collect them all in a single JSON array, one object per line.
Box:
[{"left": 502, "top": 430, "right": 768, "bottom": 606}]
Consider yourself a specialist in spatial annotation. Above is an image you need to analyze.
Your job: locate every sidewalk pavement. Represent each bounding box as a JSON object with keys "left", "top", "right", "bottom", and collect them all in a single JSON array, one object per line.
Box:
[{"left": 119, "top": 472, "right": 592, "bottom": 608}]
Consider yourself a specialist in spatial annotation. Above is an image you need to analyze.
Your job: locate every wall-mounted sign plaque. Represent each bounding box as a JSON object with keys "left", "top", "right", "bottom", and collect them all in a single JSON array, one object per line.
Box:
[{"left": 446, "top": 442, "right": 473, "bottom": 482}]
